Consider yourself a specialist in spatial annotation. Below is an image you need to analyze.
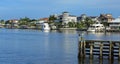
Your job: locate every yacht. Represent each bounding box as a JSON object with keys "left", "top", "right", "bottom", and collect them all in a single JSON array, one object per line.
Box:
[
  {"left": 87, "top": 22, "right": 105, "bottom": 32},
  {"left": 41, "top": 23, "right": 50, "bottom": 30}
]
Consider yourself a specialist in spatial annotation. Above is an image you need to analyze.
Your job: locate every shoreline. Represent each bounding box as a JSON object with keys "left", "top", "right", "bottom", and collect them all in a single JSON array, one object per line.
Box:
[{"left": 1, "top": 27, "right": 120, "bottom": 32}]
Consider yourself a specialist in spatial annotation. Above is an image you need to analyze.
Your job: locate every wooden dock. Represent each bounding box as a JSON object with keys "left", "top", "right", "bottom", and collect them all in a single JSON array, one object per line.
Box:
[{"left": 78, "top": 39, "right": 120, "bottom": 60}]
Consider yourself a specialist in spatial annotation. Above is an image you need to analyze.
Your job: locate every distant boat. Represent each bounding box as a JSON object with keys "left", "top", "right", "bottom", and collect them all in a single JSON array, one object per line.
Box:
[
  {"left": 87, "top": 22, "right": 105, "bottom": 32},
  {"left": 41, "top": 23, "right": 50, "bottom": 30}
]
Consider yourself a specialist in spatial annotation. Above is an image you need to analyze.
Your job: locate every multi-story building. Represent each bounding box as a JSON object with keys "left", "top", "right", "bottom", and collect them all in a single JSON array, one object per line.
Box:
[
  {"left": 55, "top": 12, "right": 77, "bottom": 25},
  {"left": 5, "top": 19, "right": 19, "bottom": 28},
  {"left": 108, "top": 17, "right": 120, "bottom": 30},
  {"left": 77, "top": 14, "right": 87, "bottom": 21},
  {"left": 77, "top": 14, "right": 98, "bottom": 22},
  {"left": 98, "top": 14, "right": 114, "bottom": 22}
]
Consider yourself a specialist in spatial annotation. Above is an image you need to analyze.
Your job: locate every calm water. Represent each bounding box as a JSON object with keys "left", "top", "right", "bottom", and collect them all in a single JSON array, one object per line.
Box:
[{"left": 0, "top": 29, "right": 120, "bottom": 64}]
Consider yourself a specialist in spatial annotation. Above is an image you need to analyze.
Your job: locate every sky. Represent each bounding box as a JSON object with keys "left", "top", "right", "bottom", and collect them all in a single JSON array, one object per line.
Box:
[{"left": 0, "top": 0, "right": 120, "bottom": 20}]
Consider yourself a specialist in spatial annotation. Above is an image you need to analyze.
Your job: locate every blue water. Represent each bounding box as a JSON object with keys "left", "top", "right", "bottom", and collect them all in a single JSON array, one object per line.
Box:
[
  {"left": 0, "top": 29, "right": 120, "bottom": 64},
  {"left": 0, "top": 29, "right": 78, "bottom": 64}
]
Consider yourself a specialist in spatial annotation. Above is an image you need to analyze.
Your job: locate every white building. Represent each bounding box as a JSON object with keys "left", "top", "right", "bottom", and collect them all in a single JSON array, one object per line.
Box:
[
  {"left": 108, "top": 17, "right": 120, "bottom": 29},
  {"left": 77, "top": 14, "right": 98, "bottom": 22},
  {"left": 55, "top": 12, "right": 77, "bottom": 24}
]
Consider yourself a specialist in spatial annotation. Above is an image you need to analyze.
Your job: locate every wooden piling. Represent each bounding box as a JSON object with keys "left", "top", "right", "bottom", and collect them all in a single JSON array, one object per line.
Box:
[
  {"left": 80, "top": 40, "right": 83, "bottom": 58},
  {"left": 99, "top": 59, "right": 103, "bottom": 64},
  {"left": 99, "top": 43, "right": 103, "bottom": 59},
  {"left": 83, "top": 40, "right": 86, "bottom": 58},
  {"left": 78, "top": 41, "right": 81, "bottom": 58},
  {"left": 109, "top": 41, "right": 113, "bottom": 60},
  {"left": 90, "top": 42, "right": 93, "bottom": 59},
  {"left": 89, "top": 59, "right": 93, "bottom": 64},
  {"left": 118, "top": 43, "right": 120, "bottom": 61}
]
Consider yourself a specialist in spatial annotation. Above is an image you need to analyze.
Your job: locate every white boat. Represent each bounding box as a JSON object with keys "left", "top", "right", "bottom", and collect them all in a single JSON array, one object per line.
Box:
[
  {"left": 87, "top": 22, "right": 105, "bottom": 32},
  {"left": 41, "top": 23, "right": 50, "bottom": 30}
]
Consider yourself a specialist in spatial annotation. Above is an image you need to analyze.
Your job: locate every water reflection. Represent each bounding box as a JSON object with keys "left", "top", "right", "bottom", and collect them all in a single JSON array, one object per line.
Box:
[
  {"left": 42, "top": 30, "right": 50, "bottom": 33},
  {"left": 59, "top": 29, "right": 77, "bottom": 34},
  {"left": 0, "top": 29, "right": 120, "bottom": 64}
]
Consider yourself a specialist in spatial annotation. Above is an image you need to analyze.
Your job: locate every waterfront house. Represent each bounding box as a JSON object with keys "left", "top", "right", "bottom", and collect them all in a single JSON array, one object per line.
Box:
[
  {"left": 39, "top": 18, "right": 49, "bottom": 23},
  {"left": 35, "top": 20, "right": 45, "bottom": 29},
  {"left": 77, "top": 14, "right": 98, "bottom": 22},
  {"left": 98, "top": 14, "right": 114, "bottom": 22},
  {"left": 54, "top": 12, "right": 77, "bottom": 27},
  {"left": 5, "top": 19, "right": 19, "bottom": 28},
  {"left": 89, "top": 16, "right": 98, "bottom": 22},
  {"left": 107, "top": 17, "right": 120, "bottom": 30},
  {"left": 0, "top": 23, "right": 4, "bottom": 28},
  {"left": 77, "top": 14, "right": 87, "bottom": 21}
]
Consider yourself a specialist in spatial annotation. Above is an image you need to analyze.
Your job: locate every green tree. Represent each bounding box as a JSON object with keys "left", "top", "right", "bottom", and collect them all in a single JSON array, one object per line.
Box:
[
  {"left": 49, "top": 15, "right": 57, "bottom": 22},
  {"left": 68, "top": 22, "right": 76, "bottom": 28},
  {"left": 19, "top": 17, "right": 31, "bottom": 22},
  {"left": 101, "top": 21, "right": 109, "bottom": 31},
  {"left": 84, "top": 17, "right": 94, "bottom": 29},
  {"left": 5, "top": 20, "right": 11, "bottom": 24},
  {"left": 0, "top": 20, "right": 5, "bottom": 24},
  {"left": 77, "top": 21, "right": 86, "bottom": 29},
  {"left": 19, "top": 17, "right": 31, "bottom": 25},
  {"left": 54, "top": 22, "right": 62, "bottom": 28}
]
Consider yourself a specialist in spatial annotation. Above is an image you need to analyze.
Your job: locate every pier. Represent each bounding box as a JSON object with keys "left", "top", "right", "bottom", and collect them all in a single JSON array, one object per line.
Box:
[{"left": 78, "top": 38, "right": 120, "bottom": 60}]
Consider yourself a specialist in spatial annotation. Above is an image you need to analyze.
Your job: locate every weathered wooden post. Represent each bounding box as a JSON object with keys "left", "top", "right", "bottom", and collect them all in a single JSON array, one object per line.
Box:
[
  {"left": 78, "top": 33, "right": 84, "bottom": 58},
  {"left": 78, "top": 41, "right": 81, "bottom": 58},
  {"left": 83, "top": 40, "right": 86, "bottom": 58},
  {"left": 89, "top": 58, "right": 93, "bottom": 64},
  {"left": 80, "top": 40, "right": 83, "bottom": 58},
  {"left": 119, "top": 42, "right": 120, "bottom": 60},
  {"left": 109, "top": 41, "right": 113, "bottom": 60},
  {"left": 99, "top": 42, "right": 103, "bottom": 59},
  {"left": 90, "top": 42, "right": 93, "bottom": 59},
  {"left": 99, "top": 58, "right": 103, "bottom": 64}
]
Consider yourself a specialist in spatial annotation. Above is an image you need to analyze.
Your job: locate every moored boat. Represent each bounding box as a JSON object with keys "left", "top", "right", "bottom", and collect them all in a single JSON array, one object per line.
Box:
[
  {"left": 87, "top": 22, "right": 105, "bottom": 32},
  {"left": 41, "top": 23, "right": 50, "bottom": 30}
]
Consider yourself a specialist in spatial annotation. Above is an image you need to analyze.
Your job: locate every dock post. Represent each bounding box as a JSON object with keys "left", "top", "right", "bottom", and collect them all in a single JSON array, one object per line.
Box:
[
  {"left": 78, "top": 41, "right": 81, "bottom": 58},
  {"left": 89, "top": 59, "right": 93, "bottom": 64},
  {"left": 90, "top": 42, "right": 93, "bottom": 59},
  {"left": 109, "top": 41, "right": 113, "bottom": 60},
  {"left": 78, "top": 34, "right": 83, "bottom": 58},
  {"left": 99, "top": 42, "right": 103, "bottom": 59},
  {"left": 83, "top": 40, "right": 86, "bottom": 58},
  {"left": 80, "top": 40, "right": 84, "bottom": 58},
  {"left": 99, "top": 58, "right": 103, "bottom": 64},
  {"left": 118, "top": 43, "right": 120, "bottom": 61},
  {"left": 78, "top": 38, "right": 84, "bottom": 58}
]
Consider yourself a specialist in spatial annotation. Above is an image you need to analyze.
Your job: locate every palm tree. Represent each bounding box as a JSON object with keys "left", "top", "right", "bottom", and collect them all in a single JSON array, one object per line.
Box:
[{"left": 84, "top": 17, "right": 94, "bottom": 29}]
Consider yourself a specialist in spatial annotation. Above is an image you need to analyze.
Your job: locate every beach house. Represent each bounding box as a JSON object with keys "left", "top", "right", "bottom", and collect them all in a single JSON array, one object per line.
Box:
[
  {"left": 108, "top": 17, "right": 120, "bottom": 30},
  {"left": 55, "top": 12, "right": 77, "bottom": 26}
]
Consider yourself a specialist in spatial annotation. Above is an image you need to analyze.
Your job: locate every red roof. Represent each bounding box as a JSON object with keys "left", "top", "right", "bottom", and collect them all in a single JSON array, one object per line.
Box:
[{"left": 40, "top": 18, "right": 49, "bottom": 21}]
